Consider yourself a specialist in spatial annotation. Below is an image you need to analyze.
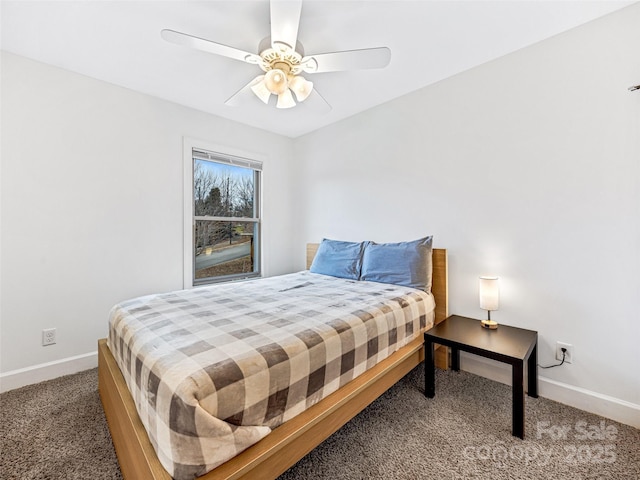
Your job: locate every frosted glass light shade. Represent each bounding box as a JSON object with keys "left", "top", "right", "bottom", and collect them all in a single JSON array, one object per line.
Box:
[
  {"left": 479, "top": 276, "right": 499, "bottom": 311},
  {"left": 289, "top": 75, "right": 313, "bottom": 102},
  {"left": 250, "top": 76, "right": 271, "bottom": 104},
  {"left": 276, "top": 89, "right": 296, "bottom": 109},
  {"left": 264, "top": 69, "right": 288, "bottom": 95}
]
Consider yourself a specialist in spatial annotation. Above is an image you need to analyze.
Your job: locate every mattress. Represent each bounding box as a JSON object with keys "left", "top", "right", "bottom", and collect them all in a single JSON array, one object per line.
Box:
[{"left": 108, "top": 271, "right": 435, "bottom": 479}]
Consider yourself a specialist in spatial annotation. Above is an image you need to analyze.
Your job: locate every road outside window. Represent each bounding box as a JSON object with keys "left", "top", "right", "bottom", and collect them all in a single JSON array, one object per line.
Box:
[{"left": 192, "top": 151, "right": 261, "bottom": 285}]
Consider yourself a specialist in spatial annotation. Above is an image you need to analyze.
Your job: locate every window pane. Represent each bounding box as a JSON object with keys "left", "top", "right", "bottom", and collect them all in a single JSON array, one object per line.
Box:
[
  {"left": 194, "top": 159, "right": 255, "bottom": 218},
  {"left": 194, "top": 221, "right": 256, "bottom": 280}
]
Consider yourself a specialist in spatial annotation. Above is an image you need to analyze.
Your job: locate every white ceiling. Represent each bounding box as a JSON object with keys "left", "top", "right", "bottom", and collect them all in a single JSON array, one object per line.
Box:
[{"left": 1, "top": 1, "right": 633, "bottom": 138}]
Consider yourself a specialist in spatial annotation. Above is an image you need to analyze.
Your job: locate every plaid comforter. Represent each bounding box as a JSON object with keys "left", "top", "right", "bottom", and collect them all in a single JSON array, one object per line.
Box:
[{"left": 108, "top": 271, "right": 435, "bottom": 479}]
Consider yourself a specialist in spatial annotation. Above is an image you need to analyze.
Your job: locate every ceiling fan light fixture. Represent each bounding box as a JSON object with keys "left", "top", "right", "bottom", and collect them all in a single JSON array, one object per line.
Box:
[
  {"left": 162, "top": 0, "right": 391, "bottom": 112},
  {"left": 250, "top": 77, "right": 271, "bottom": 104},
  {"left": 276, "top": 89, "right": 296, "bottom": 109},
  {"left": 289, "top": 75, "right": 313, "bottom": 102},
  {"left": 264, "top": 68, "right": 288, "bottom": 95}
]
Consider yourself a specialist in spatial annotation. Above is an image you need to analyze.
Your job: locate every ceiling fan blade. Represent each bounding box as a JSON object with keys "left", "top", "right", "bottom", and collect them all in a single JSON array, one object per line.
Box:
[
  {"left": 302, "top": 47, "right": 391, "bottom": 73},
  {"left": 270, "top": 0, "right": 302, "bottom": 51},
  {"left": 225, "top": 75, "right": 265, "bottom": 107},
  {"left": 303, "top": 89, "right": 332, "bottom": 113},
  {"left": 161, "top": 29, "right": 261, "bottom": 65}
]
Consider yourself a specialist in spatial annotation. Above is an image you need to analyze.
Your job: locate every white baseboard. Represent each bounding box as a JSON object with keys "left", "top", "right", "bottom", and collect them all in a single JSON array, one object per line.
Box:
[
  {"left": 0, "top": 351, "right": 98, "bottom": 393},
  {"left": 459, "top": 352, "right": 640, "bottom": 429}
]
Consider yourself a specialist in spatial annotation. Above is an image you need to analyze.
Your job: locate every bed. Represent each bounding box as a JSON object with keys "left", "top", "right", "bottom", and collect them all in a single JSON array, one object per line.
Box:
[{"left": 98, "top": 242, "right": 448, "bottom": 480}]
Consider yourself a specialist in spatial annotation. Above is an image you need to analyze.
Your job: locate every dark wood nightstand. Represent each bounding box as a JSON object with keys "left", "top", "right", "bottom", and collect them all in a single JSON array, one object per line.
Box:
[{"left": 424, "top": 315, "right": 538, "bottom": 439}]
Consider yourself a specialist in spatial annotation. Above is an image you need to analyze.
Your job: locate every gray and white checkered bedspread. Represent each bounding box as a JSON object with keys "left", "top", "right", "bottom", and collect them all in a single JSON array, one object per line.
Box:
[{"left": 108, "top": 271, "right": 435, "bottom": 479}]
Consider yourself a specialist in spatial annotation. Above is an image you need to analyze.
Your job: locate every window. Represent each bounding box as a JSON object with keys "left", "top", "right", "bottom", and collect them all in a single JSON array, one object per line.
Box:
[{"left": 185, "top": 141, "right": 262, "bottom": 286}]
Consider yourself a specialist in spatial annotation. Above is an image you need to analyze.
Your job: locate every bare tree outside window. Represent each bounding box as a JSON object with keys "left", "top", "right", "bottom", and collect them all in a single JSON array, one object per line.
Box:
[{"left": 193, "top": 155, "right": 260, "bottom": 284}]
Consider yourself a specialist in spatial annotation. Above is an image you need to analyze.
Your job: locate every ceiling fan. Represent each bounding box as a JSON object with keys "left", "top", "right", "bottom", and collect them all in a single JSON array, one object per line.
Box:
[{"left": 161, "top": 0, "right": 391, "bottom": 111}]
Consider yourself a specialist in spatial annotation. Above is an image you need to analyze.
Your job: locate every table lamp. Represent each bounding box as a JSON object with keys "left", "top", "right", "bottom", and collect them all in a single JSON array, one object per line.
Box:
[{"left": 479, "top": 276, "right": 499, "bottom": 329}]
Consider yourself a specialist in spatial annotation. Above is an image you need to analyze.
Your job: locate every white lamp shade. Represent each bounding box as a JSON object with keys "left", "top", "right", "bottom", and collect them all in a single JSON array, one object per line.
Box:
[
  {"left": 250, "top": 77, "right": 271, "bottom": 104},
  {"left": 479, "top": 276, "right": 499, "bottom": 311},
  {"left": 264, "top": 69, "right": 288, "bottom": 95},
  {"left": 289, "top": 75, "right": 313, "bottom": 102},
  {"left": 276, "top": 88, "right": 296, "bottom": 109}
]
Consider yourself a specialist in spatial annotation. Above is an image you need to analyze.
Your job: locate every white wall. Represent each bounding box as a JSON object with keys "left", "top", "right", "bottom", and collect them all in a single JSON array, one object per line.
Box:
[
  {"left": 0, "top": 52, "right": 295, "bottom": 378},
  {"left": 2, "top": 4, "right": 639, "bottom": 426},
  {"left": 293, "top": 4, "right": 640, "bottom": 416}
]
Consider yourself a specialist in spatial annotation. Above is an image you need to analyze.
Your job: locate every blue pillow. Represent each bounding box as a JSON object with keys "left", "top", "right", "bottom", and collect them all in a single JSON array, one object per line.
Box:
[
  {"left": 309, "top": 239, "right": 366, "bottom": 280},
  {"left": 361, "top": 236, "right": 433, "bottom": 291}
]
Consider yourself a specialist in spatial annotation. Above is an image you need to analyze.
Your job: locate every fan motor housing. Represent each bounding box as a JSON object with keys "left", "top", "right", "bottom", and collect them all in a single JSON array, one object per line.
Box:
[{"left": 258, "top": 37, "right": 305, "bottom": 74}]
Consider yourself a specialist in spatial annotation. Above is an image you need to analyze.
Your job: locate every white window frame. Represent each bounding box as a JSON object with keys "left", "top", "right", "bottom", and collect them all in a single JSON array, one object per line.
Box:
[{"left": 183, "top": 137, "right": 264, "bottom": 288}]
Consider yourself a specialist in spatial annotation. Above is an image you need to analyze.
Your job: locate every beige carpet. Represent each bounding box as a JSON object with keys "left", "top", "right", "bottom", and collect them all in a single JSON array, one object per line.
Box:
[{"left": 1, "top": 365, "right": 638, "bottom": 479}]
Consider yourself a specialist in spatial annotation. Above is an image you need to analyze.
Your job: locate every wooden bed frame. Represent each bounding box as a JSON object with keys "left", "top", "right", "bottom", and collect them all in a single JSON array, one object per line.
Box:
[{"left": 98, "top": 245, "right": 448, "bottom": 480}]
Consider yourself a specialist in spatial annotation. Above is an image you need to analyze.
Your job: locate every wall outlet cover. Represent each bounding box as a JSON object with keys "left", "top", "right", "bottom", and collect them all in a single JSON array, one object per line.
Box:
[
  {"left": 42, "top": 328, "right": 56, "bottom": 346},
  {"left": 556, "top": 341, "right": 573, "bottom": 364}
]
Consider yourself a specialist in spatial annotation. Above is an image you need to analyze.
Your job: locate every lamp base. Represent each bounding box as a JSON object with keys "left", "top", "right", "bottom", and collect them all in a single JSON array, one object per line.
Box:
[{"left": 481, "top": 319, "right": 498, "bottom": 330}]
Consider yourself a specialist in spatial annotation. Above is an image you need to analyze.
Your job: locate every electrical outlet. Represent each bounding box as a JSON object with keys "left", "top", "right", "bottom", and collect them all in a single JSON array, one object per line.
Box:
[
  {"left": 556, "top": 341, "right": 573, "bottom": 363},
  {"left": 42, "top": 328, "right": 56, "bottom": 346}
]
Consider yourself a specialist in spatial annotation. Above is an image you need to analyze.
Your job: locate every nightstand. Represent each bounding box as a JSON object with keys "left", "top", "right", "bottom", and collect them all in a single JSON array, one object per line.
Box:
[{"left": 424, "top": 315, "right": 538, "bottom": 439}]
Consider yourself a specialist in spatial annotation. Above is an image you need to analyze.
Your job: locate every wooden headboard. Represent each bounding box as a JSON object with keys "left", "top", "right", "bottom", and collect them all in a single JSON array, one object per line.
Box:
[{"left": 306, "top": 243, "right": 449, "bottom": 326}]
